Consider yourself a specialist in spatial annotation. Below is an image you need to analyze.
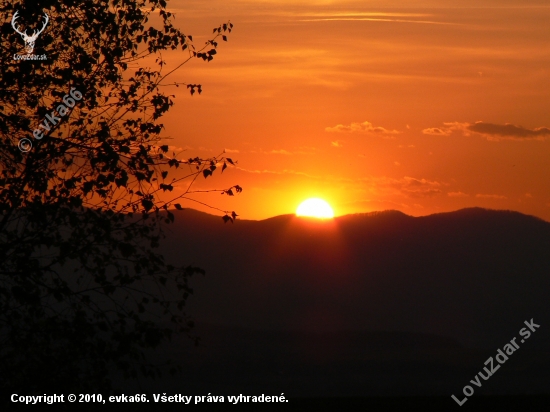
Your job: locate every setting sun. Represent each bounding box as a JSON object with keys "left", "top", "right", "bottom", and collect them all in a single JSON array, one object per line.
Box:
[{"left": 296, "top": 198, "right": 334, "bottom": 219}]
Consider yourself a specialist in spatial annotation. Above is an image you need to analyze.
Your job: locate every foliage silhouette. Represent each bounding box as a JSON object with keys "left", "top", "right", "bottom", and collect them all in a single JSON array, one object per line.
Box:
[{"left": 0, "top": 0, "right": 238, "bottom": 394}]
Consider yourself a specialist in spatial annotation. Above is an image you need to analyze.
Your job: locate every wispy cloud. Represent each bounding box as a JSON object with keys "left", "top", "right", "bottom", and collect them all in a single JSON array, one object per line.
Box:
[
  {"left": 397, "top": 176, "right": 442, "bottom": 198},
  {"left": 293, "top": 10, "right": 453, "bottom": 26},
  {"left": 270, "top": 149, "right": 293, "bottom": 155},
  {"left": 298, "top": 17, "right": 456, "bottom": 26},
  {"left": 448, "top": 191, "right": 469, "bottom": 197},
  {"left": 340, "top": 198, "right": 411, "bottom": 210},
  {"left": 249, "top": 148, "right": 316, "bottom": 156},
  {"left": 236, "top": 167, "right": 318, "bottom": 178},
  {"left": 236, "top": 167, "right": 443, "bottom": 199},
  {"left": 476, "top": 194, "right": 507, "bottom": 199},
  {"left": 423, "top": 121, "right": 550, "bottom": 141},
  {"left": 167, "top": 145, "right": 188, "bottom": 152},
  {"left": 299, "top": 12, "right": 432, "bottom": 18},
  {"left": 326, "top": 121, "right": 401, "bottom": 137},
  {"left": 469, "top": 122, "right": 550, "bottom": 140},
  {"left": 422, "top": 122, "right": 469, "bottom": 136},
  {"left": 367, "top": 176, "right": 444, "bottom": 198}
]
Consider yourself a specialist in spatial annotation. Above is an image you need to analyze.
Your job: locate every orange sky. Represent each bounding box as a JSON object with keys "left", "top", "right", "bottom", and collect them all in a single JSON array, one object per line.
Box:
[{"left": 152, "top": 0, "right": 550, "bottom": 220}]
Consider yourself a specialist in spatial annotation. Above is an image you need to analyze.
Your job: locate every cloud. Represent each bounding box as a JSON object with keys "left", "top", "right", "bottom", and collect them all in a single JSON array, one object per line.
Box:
[
  {"left": 448, "top": 191, "right": 469, "bottom": 198},
  {"left": 299, "top": 146, "right": 319, "bottom": 152},
  {"left": 331, "top": 140, "right": 343, "bottom": 148},
  {"left": 341, "top": 198, "right": 411, "bottom": 210},
  {"left": 423, "top": 121, "right": 550, "bottom": 141},
  {"left": 422, "top": 122, "right": 470, "bottom": 136},
  {"left": 236, "top": 168, "right": 442, "bottom": 197},
  {"left": 270, "top": 149, "right": 293, "bottom": 155},
  {"left": 224, "top": 148, "right": 240, "bottom": 153},
  {"left": 326, "top": 121, "right": 401, "bottom": 137},
  {"left": 468, "top": 122, "right": 550, "bottom": 140},
  {"left": 236, "top": 167, "right": 318, "bottom": 178},
  {"left": 476, "top": 194, "right": 507, "bottom": 199},
  {"left": 382, "top": 176, "right": 442, "bottom": 198},
  {"left": 422, "top": 127, "right": 451, "bottom": 136},
  {"left": 297, "top": 16, "right": 455, "bottom": 26},
  {"left": 256, "top": 148, "right": 316, "bottom": 155},
  {"left": 167, "top": 145, "right": 186, "bottom": 152}
]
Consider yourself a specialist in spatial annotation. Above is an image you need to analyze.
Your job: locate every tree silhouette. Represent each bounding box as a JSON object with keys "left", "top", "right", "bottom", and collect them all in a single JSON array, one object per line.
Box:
[{"left": 0, "top": 0, "right": 238, "bottom": 394}]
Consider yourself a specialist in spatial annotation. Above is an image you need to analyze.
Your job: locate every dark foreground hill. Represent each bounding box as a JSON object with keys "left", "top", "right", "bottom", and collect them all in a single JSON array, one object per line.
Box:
[
  {"left": 162, "top": 208, "right": 550, "bottom": 346},
  {"left": 140, "top": 207, "right": 550, "bottom": 399}
]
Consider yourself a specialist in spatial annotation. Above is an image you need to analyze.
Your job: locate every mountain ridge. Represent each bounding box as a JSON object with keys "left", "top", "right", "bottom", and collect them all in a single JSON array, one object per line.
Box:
[
  {"left": 168, "top": 206, "right": 550, "bottom": 224},
  {"left": 111, "top": 206, "right": 550, "bottom": 397},
  {"left": 156, "top": 206, "right": 550, "bottom": 351}
]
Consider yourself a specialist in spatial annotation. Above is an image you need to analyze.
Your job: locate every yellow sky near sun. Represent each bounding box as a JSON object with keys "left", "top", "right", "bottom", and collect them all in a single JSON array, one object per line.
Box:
[{"left": 150, "top": 0, "right": 550, "bottom": 220}]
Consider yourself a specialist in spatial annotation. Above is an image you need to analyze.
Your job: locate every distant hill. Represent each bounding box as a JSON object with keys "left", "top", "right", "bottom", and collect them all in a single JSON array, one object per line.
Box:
[
  {"left": 117, "top": 207, "right": 550, "bottom": 397},
  {"left": 160, "top": 208, "right": 550, "bottom": 349}
]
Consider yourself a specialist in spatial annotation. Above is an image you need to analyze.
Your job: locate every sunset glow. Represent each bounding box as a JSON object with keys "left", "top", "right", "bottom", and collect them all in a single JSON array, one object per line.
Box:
[
  {"left": 296, "top": 198, "right": 334, "bottom": 219},
  {"left": 155, "top": 0, "right": 549, "bottom": 222},
  {"left": 4, "top": 0, "right": 548, "bottom": 402}
]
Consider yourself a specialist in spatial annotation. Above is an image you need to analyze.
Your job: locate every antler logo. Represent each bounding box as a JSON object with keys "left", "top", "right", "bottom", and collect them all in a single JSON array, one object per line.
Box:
[{"left": 11, "top": 11, "right": 49, "bottom": 55}]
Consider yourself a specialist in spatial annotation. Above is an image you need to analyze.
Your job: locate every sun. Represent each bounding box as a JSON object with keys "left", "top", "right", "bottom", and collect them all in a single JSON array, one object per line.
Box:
[{"left": 296, "top": 198, "right": 334, "bottom": 219}]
